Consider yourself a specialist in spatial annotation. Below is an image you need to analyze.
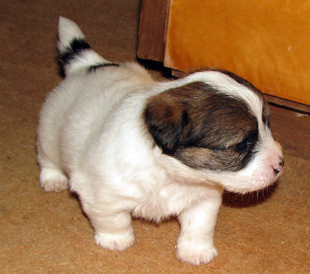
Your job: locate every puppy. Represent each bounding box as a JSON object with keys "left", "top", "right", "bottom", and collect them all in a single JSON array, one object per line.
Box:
[{"left": 37, "top": 17, "right": 284, "bottom": 265}]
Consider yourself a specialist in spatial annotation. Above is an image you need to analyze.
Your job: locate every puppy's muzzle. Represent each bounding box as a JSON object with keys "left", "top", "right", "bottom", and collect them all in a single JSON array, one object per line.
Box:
[{"left": 273, "top": 157, "right": 284, "bottom": 174}]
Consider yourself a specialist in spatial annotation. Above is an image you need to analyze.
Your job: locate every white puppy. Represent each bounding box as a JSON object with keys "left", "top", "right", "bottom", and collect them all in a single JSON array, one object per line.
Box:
[{"left": 37, "top": 17, "right": 284, "bottom": 265}]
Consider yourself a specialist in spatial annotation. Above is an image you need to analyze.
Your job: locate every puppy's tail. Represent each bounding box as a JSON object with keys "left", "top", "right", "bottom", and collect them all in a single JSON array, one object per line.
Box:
[{"left": 58, "top": 17, "right": 115, "bottom": 76}]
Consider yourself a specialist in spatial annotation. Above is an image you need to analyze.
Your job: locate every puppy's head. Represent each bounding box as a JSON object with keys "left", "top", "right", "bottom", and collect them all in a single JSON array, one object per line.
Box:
[{"left": 144, "top": 70, "right": 284, "bottom": 194}]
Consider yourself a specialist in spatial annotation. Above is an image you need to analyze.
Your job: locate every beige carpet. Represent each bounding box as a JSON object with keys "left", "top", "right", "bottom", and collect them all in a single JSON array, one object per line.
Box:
[{"left": 1, "top": 0, "right": 309, "bottom": 273}]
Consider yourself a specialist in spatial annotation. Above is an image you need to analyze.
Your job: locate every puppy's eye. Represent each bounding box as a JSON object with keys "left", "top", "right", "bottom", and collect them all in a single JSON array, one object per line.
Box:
[{"left": 235, "top": 138, "right": 252, "bottom": 152}]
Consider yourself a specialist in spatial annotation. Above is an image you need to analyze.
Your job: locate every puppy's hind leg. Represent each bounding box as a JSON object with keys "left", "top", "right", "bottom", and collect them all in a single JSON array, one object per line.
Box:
[{"left": 82, "top": 201, "right": 135, "bottom": 251}]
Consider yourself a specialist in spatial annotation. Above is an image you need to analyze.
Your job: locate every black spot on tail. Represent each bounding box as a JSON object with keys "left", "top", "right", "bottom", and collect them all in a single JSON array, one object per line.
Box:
[{"left": 59, "top": 38, "right": 91, "bottom": 66}]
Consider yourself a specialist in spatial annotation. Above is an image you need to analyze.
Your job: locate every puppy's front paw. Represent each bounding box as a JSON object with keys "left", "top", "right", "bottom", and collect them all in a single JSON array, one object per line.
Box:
[
  {"left": 176, "top": 241, "right": 218, "bottom": 265},
  {"left": 40, "top": 168, "right": 69, "bottom": 192},
  {"left": 95, "top": 231, "right": 135, "bottom": 251}
]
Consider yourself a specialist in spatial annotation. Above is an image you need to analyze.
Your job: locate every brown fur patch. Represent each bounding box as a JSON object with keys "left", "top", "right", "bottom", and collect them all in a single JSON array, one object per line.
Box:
[{"left": 145, "top": 81, "right": 260, "bottom": 171}]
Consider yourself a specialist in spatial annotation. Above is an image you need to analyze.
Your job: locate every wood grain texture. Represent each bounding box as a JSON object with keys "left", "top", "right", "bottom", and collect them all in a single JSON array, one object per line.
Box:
[{"left": 137, "top": 0, "right": 170, "bottom": 62}]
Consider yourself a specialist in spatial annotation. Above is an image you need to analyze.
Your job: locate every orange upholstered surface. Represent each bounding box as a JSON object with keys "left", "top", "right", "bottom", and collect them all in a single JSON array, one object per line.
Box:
[{"left": 165, "top": 0, "right": 310, "bottom": 105}]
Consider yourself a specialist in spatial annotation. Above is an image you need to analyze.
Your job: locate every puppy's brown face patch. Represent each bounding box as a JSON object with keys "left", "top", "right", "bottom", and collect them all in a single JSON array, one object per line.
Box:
[
  {"left": 145, "top": 81, "right": 261, "bottom": 172},
  {"left": 216, "top": 69, "right": 271, "bottom": 128}
]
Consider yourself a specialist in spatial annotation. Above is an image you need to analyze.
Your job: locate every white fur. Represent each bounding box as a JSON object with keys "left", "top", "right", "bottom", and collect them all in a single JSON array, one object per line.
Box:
[
  {"left": 58, "top": 17, "right": 85, "bottom": 52},
  {"left": 37, "top": 17, "right": 283, "bottom": 265}
]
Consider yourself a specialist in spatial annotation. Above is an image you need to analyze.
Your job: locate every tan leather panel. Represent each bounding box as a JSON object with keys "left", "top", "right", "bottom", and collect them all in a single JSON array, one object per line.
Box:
[{"left": 165, "top": 0, "right": 310, "bottom": 105}]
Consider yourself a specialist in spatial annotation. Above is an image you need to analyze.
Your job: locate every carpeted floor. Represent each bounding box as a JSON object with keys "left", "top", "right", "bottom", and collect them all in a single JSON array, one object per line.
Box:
[{"left": 1, "top": 0, "right": 309, "bottom": 273}]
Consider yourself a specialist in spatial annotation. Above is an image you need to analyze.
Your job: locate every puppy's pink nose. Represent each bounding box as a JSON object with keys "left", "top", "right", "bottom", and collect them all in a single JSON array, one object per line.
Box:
[{"left": 273, "top": 158, "right": 284, "bottom": 174}]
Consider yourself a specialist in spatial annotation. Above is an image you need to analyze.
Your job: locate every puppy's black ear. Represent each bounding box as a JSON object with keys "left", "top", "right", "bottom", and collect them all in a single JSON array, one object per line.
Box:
[{"left": 144, "top": 91, "right": 189, "bottom": 154}]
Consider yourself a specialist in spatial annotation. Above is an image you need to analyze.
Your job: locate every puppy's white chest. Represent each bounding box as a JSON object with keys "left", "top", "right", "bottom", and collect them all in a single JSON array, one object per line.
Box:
[{"left": 130, "top": 182, "right": 211, "bottom": 222}]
